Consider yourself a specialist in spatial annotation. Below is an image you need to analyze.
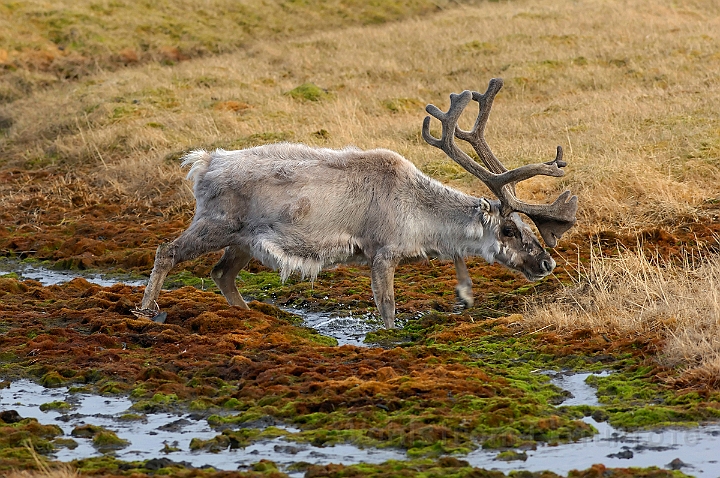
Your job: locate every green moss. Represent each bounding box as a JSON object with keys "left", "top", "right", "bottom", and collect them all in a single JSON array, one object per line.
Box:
[
  {"left": 40, "top": 371, "right": 65, "bottom": 388},
  {"left": 39, "top": 400, "right": 71, "bottom": 412},
  {"left": 98, "top": 381, "right": 130, "bottom": 394},
  {"left": 0, "top": 351, "right": 18, "bottom": 363},
  {"left": 496, "top": 450, "right": 528, "bottom": 461},
  {"left": 118, "top": 413, "right": 144, "bottom": 421},
  {"left": 71, "top": 455, "right": 123, "bottom": 474},
  {"left": 163, "top": 271, "right": 218, "bottom": 292},
  {"left": 251, "top": 459, "right": 278, "bottom": 471},
  {"left": 207, "top": 410, "right": 265, "bottom": 428},
  {"left": 189, "top": 399, "right": 213, "bottom": 411},
  {"left": 53, "top": 437, "right": 79, "bottom": 449},
  {"left": 223, "top": 397, "right": 242, "bottom": 409},
  {"left": 131, "top": 392, "right": 179, "bottom": 412},
  {"left": 364, "top": 327, "right": 416, "bottom": 347},
  {"left": 607, "top": 406, "right": 700, "bottom": 430},
  {"left": 293, "top": 327, "right": 338, "bottom": 346},
  {"left": 286, "top": 82, "right": 331, "bottom": 102},
  {"left": 152, "top": 392, "right": 179, "bottom": 404},
  {"left": 130, "top": 385, "right": 148, "bottom": 399},
  {"left": 71, "top": 424, "right": 104, "bottom": 438},
  {"left": 190, "top": 428, "right": 264, "bottom": 451},
  {"left": 92, "top": 430, "right": 130, "bottom": 450}
]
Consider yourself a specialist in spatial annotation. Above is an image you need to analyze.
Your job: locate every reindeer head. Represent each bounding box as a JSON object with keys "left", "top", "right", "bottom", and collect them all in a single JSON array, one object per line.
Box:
[{"left": 423, "top": 78, "right": 578, "bottom": 280}]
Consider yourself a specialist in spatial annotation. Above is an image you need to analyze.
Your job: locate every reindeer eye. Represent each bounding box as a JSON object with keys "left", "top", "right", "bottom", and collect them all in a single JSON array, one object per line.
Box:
[{"left": 502, "top": 226, "right": 515, "bottom": 238}]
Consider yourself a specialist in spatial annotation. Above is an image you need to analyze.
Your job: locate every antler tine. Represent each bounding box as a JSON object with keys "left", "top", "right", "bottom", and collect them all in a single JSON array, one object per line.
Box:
[
  {"left": 423, "top": 79, "right": 579, "bottom": 247},
  {"left": 455, "top": 78, "right": 507, "bottom": 176},
  {"left": 422, "top": 90, "right": 502, "bottom": 194},
  {"left": 423, "top": 90, "right": 571, "bottom": 207}
]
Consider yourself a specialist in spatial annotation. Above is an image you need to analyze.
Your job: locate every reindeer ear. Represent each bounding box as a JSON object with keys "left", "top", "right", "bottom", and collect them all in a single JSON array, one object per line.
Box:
[
  {"left": 477, "top": 198, "right": 492, "bottom": 213},
  {"left": 525, "top": 190, "right": 578, "bottom": 247},
  {"left": 532, "top": 217, "right": 576, "bottom": 248}
]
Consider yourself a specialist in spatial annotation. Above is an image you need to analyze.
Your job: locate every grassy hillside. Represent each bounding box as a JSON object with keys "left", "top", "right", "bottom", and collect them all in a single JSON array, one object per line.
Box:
[{"left": 0, "top": 0, "right": 463, "bottom": 101}]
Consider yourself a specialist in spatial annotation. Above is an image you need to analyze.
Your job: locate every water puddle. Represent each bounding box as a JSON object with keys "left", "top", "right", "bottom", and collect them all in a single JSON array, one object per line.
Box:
[
  {"left": 0, "top": 259, "right": 145, "bottom": 288},
  {"left": 285, "top": 308, "right": 379, "bottom": 347},
  {"left": 460, "top": 372, "right": 720, "bottom": 476},
  {"left": 0, "top": 379, "right": 405, "bottom": 474}
]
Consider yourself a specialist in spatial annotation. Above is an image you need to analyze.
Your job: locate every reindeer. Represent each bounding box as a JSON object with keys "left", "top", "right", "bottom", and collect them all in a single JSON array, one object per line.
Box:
[{"left": 136, "top": 78, "right": 577, "bottom": 329}]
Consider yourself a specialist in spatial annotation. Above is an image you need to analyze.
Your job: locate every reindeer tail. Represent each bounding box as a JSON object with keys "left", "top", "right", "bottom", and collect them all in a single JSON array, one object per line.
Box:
[{"left": 181, "top": 149, "right": 212, "bottom": 194}]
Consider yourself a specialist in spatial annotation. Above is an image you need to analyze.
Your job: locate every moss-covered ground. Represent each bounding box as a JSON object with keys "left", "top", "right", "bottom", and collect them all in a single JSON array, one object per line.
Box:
[{"left": 0, "top": 253, "right": 716, "bottom": 477}]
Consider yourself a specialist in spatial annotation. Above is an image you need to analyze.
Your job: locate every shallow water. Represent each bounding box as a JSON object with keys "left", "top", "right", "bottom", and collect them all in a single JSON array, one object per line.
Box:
[
  {"left": 0, "top": 379, "right": 406, "bottom": 474},
  {"left": 285, "top": 308, "right": 379, "bottom": 347},
  {"left": 460, "top": 372, "right": 720, "bottom": 476},
  {"left": 0, "top": 259, "right": 146, "bottom": 288},
  {"left": 5, "top": 371, "right": 720, "bottom": 475}
]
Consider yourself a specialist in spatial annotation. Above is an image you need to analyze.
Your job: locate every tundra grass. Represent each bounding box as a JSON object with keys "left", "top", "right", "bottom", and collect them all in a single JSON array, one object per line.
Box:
[
  {"left": 0, "top": 0, "right": 473, "bottom": 101},
  {"left": 523, "top": 244, "right": 720, "bottom": 387}
]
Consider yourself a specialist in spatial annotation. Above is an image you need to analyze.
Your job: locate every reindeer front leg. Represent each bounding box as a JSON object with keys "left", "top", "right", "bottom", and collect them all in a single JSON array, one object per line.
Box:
[
  {"left": 371, "top": 248, "right": 400, "bottom": 329},
  {"left": 453, "top": 256, "right": 474, "bottom": 309}
]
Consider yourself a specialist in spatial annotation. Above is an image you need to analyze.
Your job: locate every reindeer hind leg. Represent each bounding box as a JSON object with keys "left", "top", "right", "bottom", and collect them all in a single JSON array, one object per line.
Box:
[{"left": 211, "top": 245, "right": 252, "bottom": 309}]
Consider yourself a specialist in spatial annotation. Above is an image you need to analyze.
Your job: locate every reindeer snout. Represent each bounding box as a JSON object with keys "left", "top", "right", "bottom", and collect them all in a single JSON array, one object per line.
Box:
[{"left": 541, "top": 258, "right": 555, "bottom": 274}]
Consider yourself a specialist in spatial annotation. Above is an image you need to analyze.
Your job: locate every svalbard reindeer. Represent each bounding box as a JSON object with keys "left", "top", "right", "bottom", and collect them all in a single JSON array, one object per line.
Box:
[{"left": 136, "top": 78, "right": 578, "bottom": 329}]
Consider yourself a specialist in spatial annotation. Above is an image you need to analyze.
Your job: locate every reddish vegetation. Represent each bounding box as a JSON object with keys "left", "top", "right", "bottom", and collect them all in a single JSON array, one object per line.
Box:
[
  {"left": 0, "top": 276, "right": 516, "bottom": 410},
  {"left": 303, "top": 462, "right": 684, "bottom": 478}
]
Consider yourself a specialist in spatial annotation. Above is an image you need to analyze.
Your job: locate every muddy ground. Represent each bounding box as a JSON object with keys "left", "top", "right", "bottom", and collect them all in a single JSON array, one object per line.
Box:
[{"left": 1, "top": 172, "right": 720, "bottom": 477}]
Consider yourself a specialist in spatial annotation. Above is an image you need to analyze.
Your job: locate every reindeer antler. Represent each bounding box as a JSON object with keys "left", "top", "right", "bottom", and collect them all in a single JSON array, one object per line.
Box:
[{"left": 422, "top": 78, "right": 578, "bottom": 247}]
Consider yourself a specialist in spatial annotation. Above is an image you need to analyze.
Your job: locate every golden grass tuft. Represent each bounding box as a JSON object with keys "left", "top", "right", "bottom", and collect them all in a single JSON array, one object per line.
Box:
[
  {"left": 523, "top": 242, "right": 720, "bottom": 384},
  {"left": 2, "top": 442, "right": 80, "bottom": 478}
]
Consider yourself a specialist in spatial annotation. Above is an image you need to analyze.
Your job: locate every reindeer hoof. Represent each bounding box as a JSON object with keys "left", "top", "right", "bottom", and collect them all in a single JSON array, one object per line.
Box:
[
  {"left": 454, "top": 288, "right": 474, "bottom": 312},
  {"left": 151, "top": 312, "right": 167, "bottom": 323}
]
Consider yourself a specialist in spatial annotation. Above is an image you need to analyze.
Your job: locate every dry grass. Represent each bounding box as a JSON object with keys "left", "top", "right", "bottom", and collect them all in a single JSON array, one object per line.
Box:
[
  {"left": 0, "top": 0, "right": 719, "bottom": 377},
  {"left": 1, "top": 442, "right": 79, "bottom": 478},
  {"left": 2, "top": 0, "right": 719, "bottom": 230},
  {"left": 0, "top": 0, "right": 463, "bottom": 101},
  {"left": 523, "top": 241, "right": 720, "bottom": 385},
  {"left": 2, "top": 466, "right": 78, "bottom": 478}
]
